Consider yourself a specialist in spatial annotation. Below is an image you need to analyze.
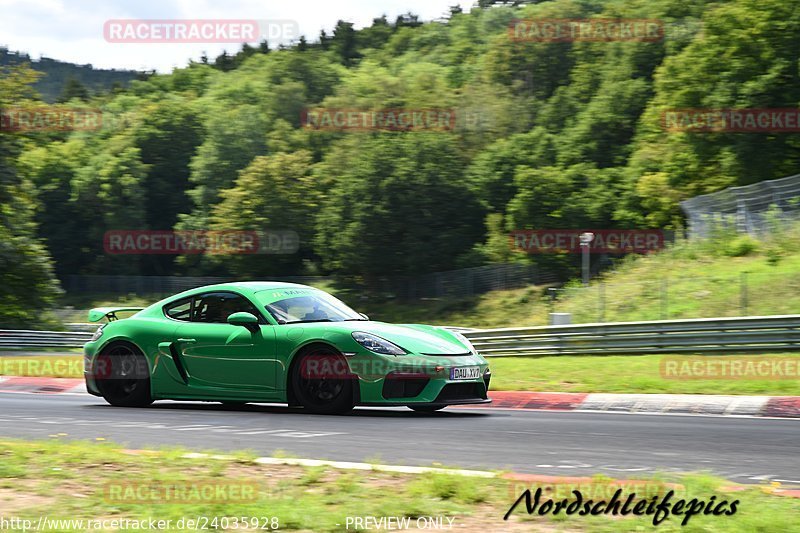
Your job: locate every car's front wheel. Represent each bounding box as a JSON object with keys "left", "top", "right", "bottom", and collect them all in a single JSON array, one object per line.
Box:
[
  {"left": 94, "top": 342, "right": 152, "bottom": 408},
  {"left": 291, "top": 346, "right": 354, "bottom": 415}
]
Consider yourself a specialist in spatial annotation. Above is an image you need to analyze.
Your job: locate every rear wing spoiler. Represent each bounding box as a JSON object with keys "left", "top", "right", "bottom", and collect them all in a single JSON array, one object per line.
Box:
[{"left": 88, "top": 307, "right": 146, "bottom": 323}]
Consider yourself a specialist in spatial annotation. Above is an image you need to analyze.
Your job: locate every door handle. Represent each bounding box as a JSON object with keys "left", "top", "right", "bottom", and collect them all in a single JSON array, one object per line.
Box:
[{"left": 177, "top": 338, "right": 197, "bottom": 343}]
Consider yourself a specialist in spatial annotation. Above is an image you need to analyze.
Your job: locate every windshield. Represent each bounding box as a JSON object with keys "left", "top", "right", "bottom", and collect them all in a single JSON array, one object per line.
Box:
[{"left": 258, "top": 291, "right": 363, "bottom": 324}]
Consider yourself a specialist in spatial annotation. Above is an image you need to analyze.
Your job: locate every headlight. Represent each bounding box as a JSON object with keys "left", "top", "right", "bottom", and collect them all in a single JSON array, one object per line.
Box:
[
  {"left": 90, "top": 325, "right": 106, "bottom": 342},
  {"left": 452, "top": 332, "right": 477, "bottom": 355},
  {"left": 352, "top": 332, "right": 406, "bottom": 355}
]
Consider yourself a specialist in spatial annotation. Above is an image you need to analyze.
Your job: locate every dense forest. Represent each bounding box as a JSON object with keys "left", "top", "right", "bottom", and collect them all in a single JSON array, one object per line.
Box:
[{"left": 2, "top": 0, "right": 800, "bottom": 324}]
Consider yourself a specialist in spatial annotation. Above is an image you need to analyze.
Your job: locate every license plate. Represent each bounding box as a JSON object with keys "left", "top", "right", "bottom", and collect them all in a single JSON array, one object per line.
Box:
[{"left": 450, "top": 366, "right": 481, "bottom": 381}]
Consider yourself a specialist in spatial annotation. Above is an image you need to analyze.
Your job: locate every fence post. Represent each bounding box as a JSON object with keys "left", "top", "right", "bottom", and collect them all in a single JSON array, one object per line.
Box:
[
  {"left": 741, "top": 272, "right": 749, "bottom": 316},
  {"left": 599, "top": 282, "right": 606, "bottom": 323},
  {"left": 466, "top": 269, "right": 471, "bottom": 297}
]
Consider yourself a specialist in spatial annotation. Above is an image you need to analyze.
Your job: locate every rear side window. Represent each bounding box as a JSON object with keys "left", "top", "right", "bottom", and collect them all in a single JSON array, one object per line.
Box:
[
  {"left": 164, "top": 297, "right": 193, "bottom": 321},
  {"left": 192, "top": 292, "right": 263, "bottom": 324}
]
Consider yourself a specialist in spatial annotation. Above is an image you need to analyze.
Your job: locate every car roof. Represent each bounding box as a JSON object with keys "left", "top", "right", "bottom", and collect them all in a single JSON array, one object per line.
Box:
[
  {"left": 157, "top": 281, "right": 317, "bottom": 302},
  {"left": 202, "top": 281, "right": 315, "bottom": 292}
]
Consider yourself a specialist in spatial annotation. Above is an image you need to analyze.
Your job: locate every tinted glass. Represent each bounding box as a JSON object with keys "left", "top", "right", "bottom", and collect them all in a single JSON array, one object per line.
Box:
[
  {"left": 192, "top": 292, "right": 261, "bottom": 324},
  {"left": 258, "top": 291, "right": 362, "bottom": 324},
  {"left": 164, "top": 297, "right": 193, "bottom": 321}
]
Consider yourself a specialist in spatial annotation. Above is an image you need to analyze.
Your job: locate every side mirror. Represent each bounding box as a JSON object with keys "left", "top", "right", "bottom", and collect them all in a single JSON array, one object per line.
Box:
[
  {"left": 228, "top": 312, "right": 259, "bottom": 330},
  {"left": 360, "top": 313, "right": 370, "bottom": 321}
]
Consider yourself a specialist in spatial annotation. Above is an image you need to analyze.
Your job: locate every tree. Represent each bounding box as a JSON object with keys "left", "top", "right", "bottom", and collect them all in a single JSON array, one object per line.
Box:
[
  {"left": 233, "top": 43, "right": 257, "bottom": 67},
  {"left": 213, "top": 50, "right": 235, "bottom": 71},
  {"left": 0, "top": 65, "right": 61, "bottom": 326},
  {"left": 395, "top": 13, "right": 422, "bottom": 29},
  {"left": 57, "top": 76, "right": 89, "bottom": 102},
  {"left": 210, "top": 145, "right": 317, "bottom": 276},
  {"left": 69, "top": 137, "right": 149, "bottom": 274},
  {"left": 331, "top": 20, "right": 361, "bottom": 66},
  {"left": 133, "top": 98, "right": 203, "bottom": 274},
  {"left": 466, "top": 128, "right": 557, "bottom": 213},
  {"left": 357, "top": 16, "right": 395, "bottom": 51},
  {"left": 297, "top": 36, "right": 309, "bottom": 52},
  {"left": 318, "top": 30, "right": 330, "bottom": 50},
  {"left": 315, "top": 134, "right": 485, "bottom": 280},
  {"left": 17, "top": 140, "right": 87, "bottom": 279},
  {"left": 623, "top": 0, "right": 800, "bottom": 225}
]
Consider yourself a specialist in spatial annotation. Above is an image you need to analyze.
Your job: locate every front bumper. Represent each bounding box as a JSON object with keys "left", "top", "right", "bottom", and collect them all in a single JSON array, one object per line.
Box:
[
  {"left": 361, "top": 398, "right": 492, "bottom": 408},
  {"left": 349, "top": 353, "right": 491, "bottom": 406}
]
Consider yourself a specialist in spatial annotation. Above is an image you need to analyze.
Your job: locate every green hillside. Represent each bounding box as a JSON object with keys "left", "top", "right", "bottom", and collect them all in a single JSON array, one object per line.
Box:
[
  {"left": 356, "top": 227, "right": 800, "bottom": 328},
  {"left": 0, "top": 47, "right": 139, "bottom": 102}
]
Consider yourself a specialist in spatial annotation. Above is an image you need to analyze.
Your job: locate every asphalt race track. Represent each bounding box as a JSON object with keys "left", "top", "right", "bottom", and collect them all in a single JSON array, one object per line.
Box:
[{"left": 0, "top": 392, "right": 798, "bottom": 484}]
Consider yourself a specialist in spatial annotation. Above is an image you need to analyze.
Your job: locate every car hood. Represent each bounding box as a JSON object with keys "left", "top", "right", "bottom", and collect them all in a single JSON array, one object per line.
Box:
[{"left": 305, "top": 321, "right": 471, "bottom": 355}]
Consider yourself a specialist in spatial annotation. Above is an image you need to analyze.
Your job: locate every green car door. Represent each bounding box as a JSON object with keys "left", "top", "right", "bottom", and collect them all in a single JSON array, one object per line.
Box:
[{"left": 172, "top": 291, "right": 278, "bottom": 394}]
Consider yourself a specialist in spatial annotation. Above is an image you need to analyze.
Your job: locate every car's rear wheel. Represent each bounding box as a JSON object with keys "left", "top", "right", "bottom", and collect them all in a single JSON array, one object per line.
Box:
[
  {"left": 291, "top": 346, "right": 354, "bottom": 415},
  {"left": 410, "top": 406, "right": 446, "bottom": 413},
  {"left": 94, "top": 342, "right": 152, "bottom": 408}
]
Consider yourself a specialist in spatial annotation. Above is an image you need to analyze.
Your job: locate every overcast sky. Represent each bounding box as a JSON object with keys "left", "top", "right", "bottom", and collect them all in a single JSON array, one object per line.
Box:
[{"left": 0, "top": 0, "right": 476, "bottom": 72}]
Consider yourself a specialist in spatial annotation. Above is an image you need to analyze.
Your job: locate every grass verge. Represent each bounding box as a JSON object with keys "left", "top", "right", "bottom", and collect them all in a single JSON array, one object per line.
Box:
[
  {"left": 488, "top": 353, "right": 800, "bottom": 395},
  {"left": 0, "top": 355, "right": 85, "bottom": 379},
  {"left": 0, "top": 438, "right": 798, "bottom": 532}
]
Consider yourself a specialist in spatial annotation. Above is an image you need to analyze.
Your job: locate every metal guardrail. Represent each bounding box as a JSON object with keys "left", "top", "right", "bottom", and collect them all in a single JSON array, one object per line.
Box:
[
  {"left": 462, "top": 315, "right": 800, "bottom": 357},
  {"left": 3, "top": 315, "right": 800, "bottom": 354},
  {"left": 0, "top": 330, "right": 92, "bottom": 349}
]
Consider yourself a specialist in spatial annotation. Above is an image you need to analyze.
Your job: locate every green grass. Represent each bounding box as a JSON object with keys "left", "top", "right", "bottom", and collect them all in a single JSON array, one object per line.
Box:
[
  {"left": 0, "top": 438, "right": 798, "bottom": 532},
  {"left": 489, "top": 354, "right": 800, "bottom": 395},
  {"left": 554, "top": 245, "right": 800, "bottom": 324},
  {"left": 0, "top": 355, "right": 85, "bottom": 378},
  {"left": 0, "top": 347, "right": 82, "bottom": 354}
]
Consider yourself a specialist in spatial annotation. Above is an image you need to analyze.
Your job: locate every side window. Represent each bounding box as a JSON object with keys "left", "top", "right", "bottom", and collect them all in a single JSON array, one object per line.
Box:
[
  {"left": 192, "top": 292, "right": 262, "bottom": 324},
  {"left": 164, "top": 297, "right": 193, "bottom": 322}
]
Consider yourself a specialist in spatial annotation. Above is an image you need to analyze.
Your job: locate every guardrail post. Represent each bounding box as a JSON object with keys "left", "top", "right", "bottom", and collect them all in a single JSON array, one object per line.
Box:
[{"left": 548, "top": 287, "right": 557, "bottom": 315}]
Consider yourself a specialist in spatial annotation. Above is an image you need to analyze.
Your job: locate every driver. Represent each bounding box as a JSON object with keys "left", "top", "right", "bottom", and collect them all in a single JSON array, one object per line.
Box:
[
  {"left": 301, "top": 300, "right": 329, "bottom": 321},
  {"left": 220, "top": 297, "right": 244, "bottom": 322}
]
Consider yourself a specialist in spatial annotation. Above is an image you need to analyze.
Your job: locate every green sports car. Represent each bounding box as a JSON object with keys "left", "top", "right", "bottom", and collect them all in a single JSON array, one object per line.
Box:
[{"left": 84, "top": 282, "right": 491, "bottom": 414}]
